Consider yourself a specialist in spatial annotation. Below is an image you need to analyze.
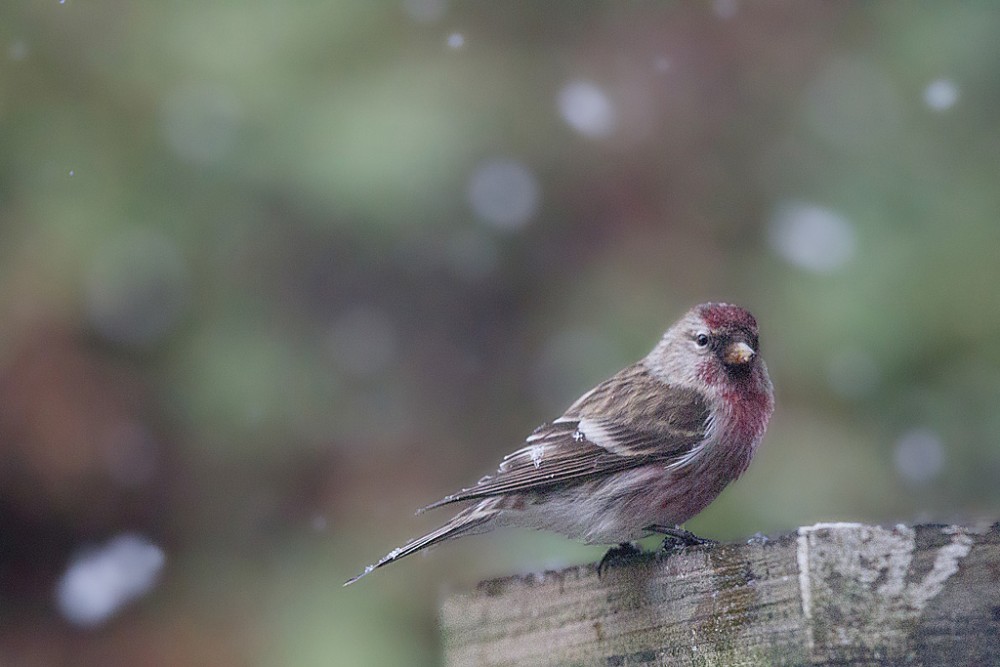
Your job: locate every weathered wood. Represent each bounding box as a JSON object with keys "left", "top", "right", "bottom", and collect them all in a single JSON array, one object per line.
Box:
[{"left": 440, "top": 522, "right": 1000, "bottom": 666}]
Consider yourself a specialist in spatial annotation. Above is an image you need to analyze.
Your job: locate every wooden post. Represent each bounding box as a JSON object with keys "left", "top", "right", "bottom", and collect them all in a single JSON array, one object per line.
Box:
[{"left": 441, "top": 522, "right": 1000, "bottom": 666}]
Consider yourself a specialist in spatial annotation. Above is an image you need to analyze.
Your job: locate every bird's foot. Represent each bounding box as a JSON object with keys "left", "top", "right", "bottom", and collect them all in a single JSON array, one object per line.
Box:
[
  {"left": 658, "top": 535, "right": 688, "bottom": 552},
  {"left": 647, "top": 525, "right": 718, "bottom": 552},
  {"left": 597, "top": 542, "right": 642, "bottom": 578}
]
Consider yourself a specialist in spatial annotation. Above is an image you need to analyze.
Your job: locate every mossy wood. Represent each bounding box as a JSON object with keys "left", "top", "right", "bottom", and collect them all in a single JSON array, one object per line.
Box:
[{"left": 441, "top": 522, "right": 1000, "bottom": 666}]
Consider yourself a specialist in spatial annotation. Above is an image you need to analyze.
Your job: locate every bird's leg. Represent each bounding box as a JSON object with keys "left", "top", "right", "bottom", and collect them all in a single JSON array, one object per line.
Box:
[
  {"left": 646, "top": 524, "right": 718, "bottom": 551},
  {"left": 596, "top": 542, "right": 642, "bottom": 577}
]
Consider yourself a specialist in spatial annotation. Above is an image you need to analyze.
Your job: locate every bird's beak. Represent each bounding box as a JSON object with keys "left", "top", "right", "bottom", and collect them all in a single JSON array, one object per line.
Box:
[{"left": 723, "top": 341, "right": 755, "bottom": 366}]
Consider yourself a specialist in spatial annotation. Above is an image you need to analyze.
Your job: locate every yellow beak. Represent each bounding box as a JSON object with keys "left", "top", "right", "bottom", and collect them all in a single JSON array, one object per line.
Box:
[{"left": 724, "top": 341, "right": 755, "bottom": 365}]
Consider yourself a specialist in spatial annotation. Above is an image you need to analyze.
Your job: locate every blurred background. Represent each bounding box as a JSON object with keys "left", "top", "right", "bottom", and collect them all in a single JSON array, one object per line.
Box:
[{"left": 2, "top": 1, "right": 1000, "bottom": 664}]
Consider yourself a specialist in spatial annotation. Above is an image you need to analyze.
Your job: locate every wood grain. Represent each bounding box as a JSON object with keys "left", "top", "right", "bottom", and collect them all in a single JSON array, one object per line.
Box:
[{"left": 441, "top": 522, "right": 1000, "bottom": 666}]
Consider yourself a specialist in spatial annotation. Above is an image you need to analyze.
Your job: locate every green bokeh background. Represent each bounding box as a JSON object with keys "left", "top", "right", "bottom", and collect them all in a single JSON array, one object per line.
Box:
[{"left": 2, "top": 2, "right": 999, "bottom": 665}]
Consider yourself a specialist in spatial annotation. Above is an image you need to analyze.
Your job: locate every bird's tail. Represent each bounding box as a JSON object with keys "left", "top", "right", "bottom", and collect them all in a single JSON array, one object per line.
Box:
[{"left": 343, "top": 501, "right": 499, "bottom": 586}]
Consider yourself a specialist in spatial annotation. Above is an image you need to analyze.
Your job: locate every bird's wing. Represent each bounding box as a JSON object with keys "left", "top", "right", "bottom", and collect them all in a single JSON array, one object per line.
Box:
[{"left": 420, "top": 364, "right": 709, "bottom": 511}]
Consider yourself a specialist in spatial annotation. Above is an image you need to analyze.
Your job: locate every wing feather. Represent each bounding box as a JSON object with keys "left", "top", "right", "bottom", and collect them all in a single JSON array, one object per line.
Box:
[{"left": 420, "top": 363, "right": 709, "bottom": 511}]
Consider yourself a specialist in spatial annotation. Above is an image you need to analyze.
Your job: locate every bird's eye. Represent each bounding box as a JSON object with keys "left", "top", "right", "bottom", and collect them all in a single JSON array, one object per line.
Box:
[{"left": 695, "top": 333, "right": 710, "bottom": 347}]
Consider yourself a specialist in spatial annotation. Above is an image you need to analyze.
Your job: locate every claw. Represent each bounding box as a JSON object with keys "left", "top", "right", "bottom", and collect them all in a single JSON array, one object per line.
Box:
[
  {"left": 596, "top": 542, "right": 642, "bottom": 578},
  {"left": 647, "top": 525, "right": 718, "bottom": 550},
  {"left": 659, "top": 535, "right": 687, "bottom": 552}
]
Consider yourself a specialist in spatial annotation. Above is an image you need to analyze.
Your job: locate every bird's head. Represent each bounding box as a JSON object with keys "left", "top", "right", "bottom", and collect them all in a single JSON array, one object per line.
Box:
[{"left": 646, "top": 302, "right": 769, "bottom": 395}]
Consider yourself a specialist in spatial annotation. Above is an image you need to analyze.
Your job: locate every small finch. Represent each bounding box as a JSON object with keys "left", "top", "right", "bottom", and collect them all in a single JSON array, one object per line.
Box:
[{"left": 345, "top": 302, "right": 774, "bottom": 585}]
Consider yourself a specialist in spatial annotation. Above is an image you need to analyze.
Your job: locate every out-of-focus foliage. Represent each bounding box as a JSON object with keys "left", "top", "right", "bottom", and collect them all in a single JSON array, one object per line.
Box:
[{"left": 2, "top": 2, "right": 999, "bottom": 665}]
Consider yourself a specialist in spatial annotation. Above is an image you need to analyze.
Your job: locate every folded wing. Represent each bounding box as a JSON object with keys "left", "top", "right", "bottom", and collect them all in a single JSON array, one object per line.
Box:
[{"left": 420, "top": 364, "right": 709, "bottom": 511}]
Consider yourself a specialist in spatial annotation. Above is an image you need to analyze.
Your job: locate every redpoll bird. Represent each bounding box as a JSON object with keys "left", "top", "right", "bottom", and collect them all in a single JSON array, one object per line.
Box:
[{"left": 345, "top": 302, "right": 774, "bottom": 585}]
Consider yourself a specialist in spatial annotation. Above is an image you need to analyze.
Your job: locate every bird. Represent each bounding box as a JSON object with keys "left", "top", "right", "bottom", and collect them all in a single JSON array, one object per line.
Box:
[{"left": 345, "top": 302, "right": 774, "bottom": 585}]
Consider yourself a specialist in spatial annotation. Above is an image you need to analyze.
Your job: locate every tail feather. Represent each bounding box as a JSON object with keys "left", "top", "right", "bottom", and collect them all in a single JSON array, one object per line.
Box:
[
  {"left": 343, "top": 502, "right": 498, "bottom": 586},
  {"left": 415, "top": 493, "right": 461, "bottom": 514}
]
